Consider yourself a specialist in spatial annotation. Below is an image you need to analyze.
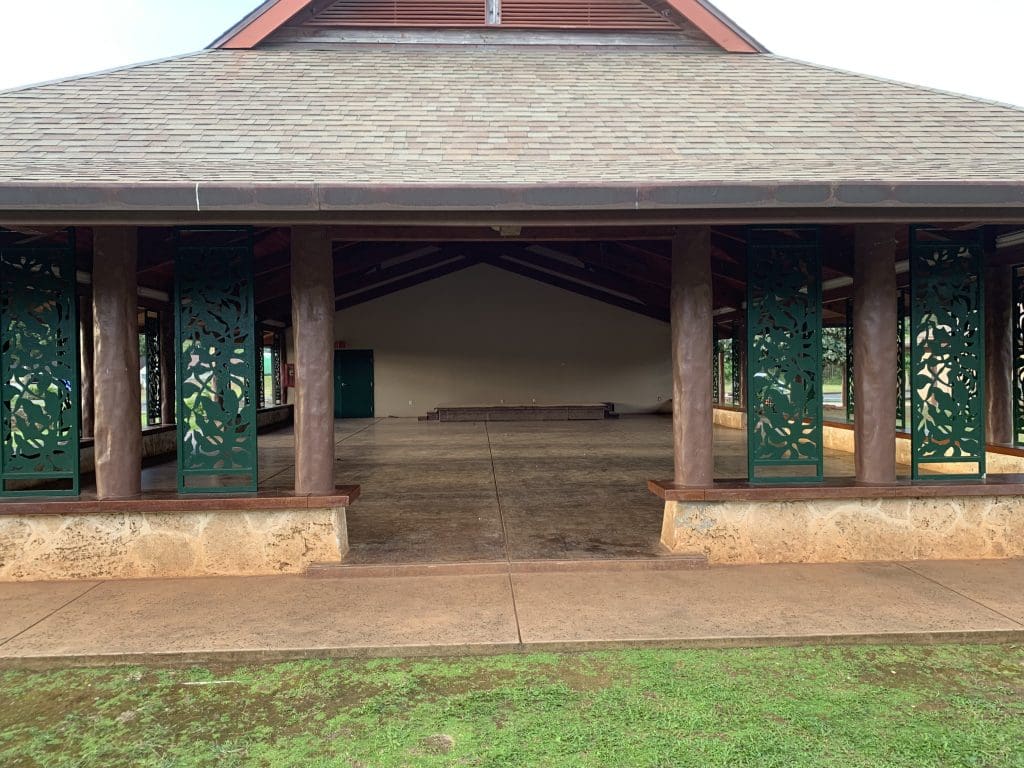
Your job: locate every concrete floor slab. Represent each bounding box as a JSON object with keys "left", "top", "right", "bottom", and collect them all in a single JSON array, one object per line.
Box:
[
  {"left": 901, "top": 559, "right": 1024, "bottom": 625},
  {"left": 102, "top": 416, "right": 911, "bottom": 567},
  {"left": 0, "top": 574, "right": 519, "bottom": 660},
  {"left": 346, "top": 499, "right": 507, "bottom": 564},
  {"left": 0, "top": 581, "right": 99, "bottom": 645},
  {"left": 511, "top": 562, "right": 1024, "bottom": 646}
]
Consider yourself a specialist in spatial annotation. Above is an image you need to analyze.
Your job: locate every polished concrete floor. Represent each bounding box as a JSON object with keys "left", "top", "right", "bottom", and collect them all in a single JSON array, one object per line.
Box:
[{"left": 139, "top": 416, "right": 870, "bottom": 565}]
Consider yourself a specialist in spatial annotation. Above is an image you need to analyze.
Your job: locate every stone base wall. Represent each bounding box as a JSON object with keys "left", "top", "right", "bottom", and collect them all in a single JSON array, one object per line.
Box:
[
  {"left": 712, "top": 408, "right": 745, "bottom": 430},
  {"left": 662, "top": 497, "right": 1024, "bottom": 565},
  {"left": 0, "top": 506, "right": 348, "bottom": 582}
]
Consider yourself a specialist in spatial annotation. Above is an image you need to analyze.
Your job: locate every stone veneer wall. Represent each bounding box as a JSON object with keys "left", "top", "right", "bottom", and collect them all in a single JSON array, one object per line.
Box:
[
  {"left": 0, "top": 506, "right": 348, "bottom": 582},
  {"left": 662, "top": 496, "right": 1024, "bottom": 565},
  {"left": 698, "top": 407, "right": 1024, "bottom": 564}
]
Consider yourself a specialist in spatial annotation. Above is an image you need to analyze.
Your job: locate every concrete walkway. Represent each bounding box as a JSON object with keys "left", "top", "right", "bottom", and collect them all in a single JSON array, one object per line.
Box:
[{"left": 2, "top": 558, "right": 1023, "bottom": 667}]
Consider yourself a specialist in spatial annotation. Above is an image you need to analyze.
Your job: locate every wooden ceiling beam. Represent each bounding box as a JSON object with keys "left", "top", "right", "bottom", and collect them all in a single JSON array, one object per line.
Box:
[
  {"left": 336, "top": 257, "right": 478, "bottom": 311},
  {"left": 334, "top": 248, "right": 466, "bottom": 298},
  {"left": 335, "top": 243, "right": 441, "bottom": 278},
  {"left": 501, "top": 245, "right": 668, "bottom": 308},
  {"left": 481, "top": 254, "right": 668, "bottom": 323},
  {"left": 561, "top": 243, "right": 671, "bottom": 290}
]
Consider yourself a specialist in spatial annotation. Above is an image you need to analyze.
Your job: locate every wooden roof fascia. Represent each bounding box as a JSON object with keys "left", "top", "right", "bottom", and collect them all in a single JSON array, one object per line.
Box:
[
  {"left": 215, "top": 0, "right": 316, "bottom": 49},
  {"left": 661, "top": 0, "right": 763, "bottom": 53}
]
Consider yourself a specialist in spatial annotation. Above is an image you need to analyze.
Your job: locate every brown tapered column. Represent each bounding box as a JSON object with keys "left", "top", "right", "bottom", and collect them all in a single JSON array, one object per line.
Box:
[
  {"left": 853, "top": 224, "right": 899, "bottom": 483},
  {"left": 92, "top": 227, "right": 142, "bottom": 498},
  {"left": 985, "top": 263, "right": 1013, "bottom": 445},
  {"left": 291, "top": 226, "right": 336, "bottom": 495},
  {"left": 159, "top": 309, "right": 176, "bottom": 426},
  {"left": 671, "top": 227, "right": 714, "bottom": 486},
  {"left": 79, "top": 299, "right": 95, "bottom": 438}
]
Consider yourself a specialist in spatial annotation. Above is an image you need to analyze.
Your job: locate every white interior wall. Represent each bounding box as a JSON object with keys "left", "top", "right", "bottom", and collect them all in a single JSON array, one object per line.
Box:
[{"left": 330, "top": 263, "right": 672, "bottom": 417}]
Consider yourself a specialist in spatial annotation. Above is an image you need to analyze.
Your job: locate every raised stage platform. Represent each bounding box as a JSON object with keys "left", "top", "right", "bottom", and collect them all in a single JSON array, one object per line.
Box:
[{"left": 423, "top": 403, "right": 615, "bottom": 422}]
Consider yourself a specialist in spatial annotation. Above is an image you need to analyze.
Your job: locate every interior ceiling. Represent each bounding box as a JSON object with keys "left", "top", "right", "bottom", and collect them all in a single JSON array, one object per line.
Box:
[
  {"left": 128, "top": 224, "right": 892, "bottom": 328},
  {"left": 5, "top": 224, "right": 1022, "bottom": 330}
]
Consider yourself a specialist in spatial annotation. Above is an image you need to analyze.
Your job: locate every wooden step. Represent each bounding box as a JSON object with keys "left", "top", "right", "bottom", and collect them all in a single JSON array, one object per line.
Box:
[{"left": 426, "top": 402, "right": 616, "bottom": 422}]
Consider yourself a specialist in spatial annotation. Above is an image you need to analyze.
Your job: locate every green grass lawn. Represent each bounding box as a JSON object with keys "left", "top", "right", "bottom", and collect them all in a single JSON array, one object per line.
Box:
[{"left": 1, "top": 645, "right": 1022, "bottom": 767}]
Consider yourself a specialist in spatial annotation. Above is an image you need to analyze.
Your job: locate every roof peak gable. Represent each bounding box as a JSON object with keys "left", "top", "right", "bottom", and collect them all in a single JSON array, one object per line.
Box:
[{"left": 212, "top": 0, "right": 763, "bottom": 52}]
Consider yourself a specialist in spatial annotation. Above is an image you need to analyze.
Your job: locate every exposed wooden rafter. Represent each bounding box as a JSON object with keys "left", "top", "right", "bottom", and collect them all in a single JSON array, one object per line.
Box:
[
  {"left": 481, "top": 253, "right": 669, "bottom": 322},
  {"left": 335, "top": 256, "right": 478, "bottom": 310}
]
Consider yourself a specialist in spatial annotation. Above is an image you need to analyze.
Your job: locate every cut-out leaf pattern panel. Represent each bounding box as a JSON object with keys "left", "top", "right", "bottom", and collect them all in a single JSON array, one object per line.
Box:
[
  {"left": 910, "top": 237, "right": 984, "bottom": 477},
  {"left": 144, "top": 312, "right": 162, "bottom": 426},
  {"left": 1014, "top": 267, "right": 1024, "bottom": 447},
  {"left": 0, "top": 242, "right": 79, "bottom": 495},
  {"left": 897, "top": 290, "right": 908, "bottom": 431},
  {"left": 175, "top": 241, "right": 258, "bottom": 492},
  {"left": 747, "top": 230, "right": 823, "bottom": 482},
  {"left": 271, "top": 335, "right": 283, "bottom": 406}
]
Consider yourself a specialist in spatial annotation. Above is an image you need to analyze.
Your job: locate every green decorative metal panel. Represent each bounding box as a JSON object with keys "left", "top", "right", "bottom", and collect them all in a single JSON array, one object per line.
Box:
[
  {"left": 897, "top": 289, "right": 908, "bottom": 432},
  {"left": 1012, "top": 266, "right": 1024, "bottom": 447},
  {"left": 712, "top": 332, "right": 721, "bottom": 405},
  {"left": 174, "top": 230, "right": 258, "bottom": 493},
  {"left": 845, "top": 299, "right": 854, "bottom": 423},
  {"left": 909, "top": 228, "right": 985, "bottom": 479},
  {"left": 257, "top": 341, "right": 266, "bottom": 409},
  {"left": 746, "top": 228, "right": 824, "bottom": 483},
  {"left": 144, "top": 311, "right": 162, "bottom": 426},
  {"left": 272, "top": 334, "right": 283, "bottom": 406},
  {"left": 0, "top": 236, "right": 80, "bottom": 496},
  {"left": 730, "top": 323, "right": 741, "bottom": 406}
]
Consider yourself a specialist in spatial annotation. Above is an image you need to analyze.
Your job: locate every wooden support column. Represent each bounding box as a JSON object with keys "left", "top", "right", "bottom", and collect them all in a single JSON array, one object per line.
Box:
[
  {"left": 853, "top": 224, "right": 899, "bottom": 483},
  {"left": 985, "top": 262, "right": 1013, "bottom": 445},
  {"left": 159, "top": 309, "right": 176, "bottom": 426},
  {"left": 79, "top": 298, "right": 95, "bottom": 438},
  {"left": 671, "top": 227, "right": 714, "bottom": 486},
  {"left": 291, "top": 226, "right": 336, "bottom": 495},
  {"left": 92, "top": 227, "right": 141, "bottom": 498}
]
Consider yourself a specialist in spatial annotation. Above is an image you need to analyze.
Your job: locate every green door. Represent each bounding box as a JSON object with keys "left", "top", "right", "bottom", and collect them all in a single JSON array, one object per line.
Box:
[{"left": 334, "top": 350, "right": 374, "bottom": 418}]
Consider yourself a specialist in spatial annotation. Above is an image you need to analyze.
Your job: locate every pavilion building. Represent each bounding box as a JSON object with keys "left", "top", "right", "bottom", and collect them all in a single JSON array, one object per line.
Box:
[{"left": 1, "top": 0, "right": 1024, "bottom": 580}]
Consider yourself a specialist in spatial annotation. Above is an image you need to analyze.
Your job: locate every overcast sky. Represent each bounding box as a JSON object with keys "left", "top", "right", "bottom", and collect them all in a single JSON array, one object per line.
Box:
[{"left": 0, "top": 0, "right": 1021, "bottom": 108}]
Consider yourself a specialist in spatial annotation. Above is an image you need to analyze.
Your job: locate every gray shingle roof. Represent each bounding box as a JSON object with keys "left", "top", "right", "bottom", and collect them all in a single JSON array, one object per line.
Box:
[{"left": 1, "top": 45, "right": 1023, "bottom": 189}]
